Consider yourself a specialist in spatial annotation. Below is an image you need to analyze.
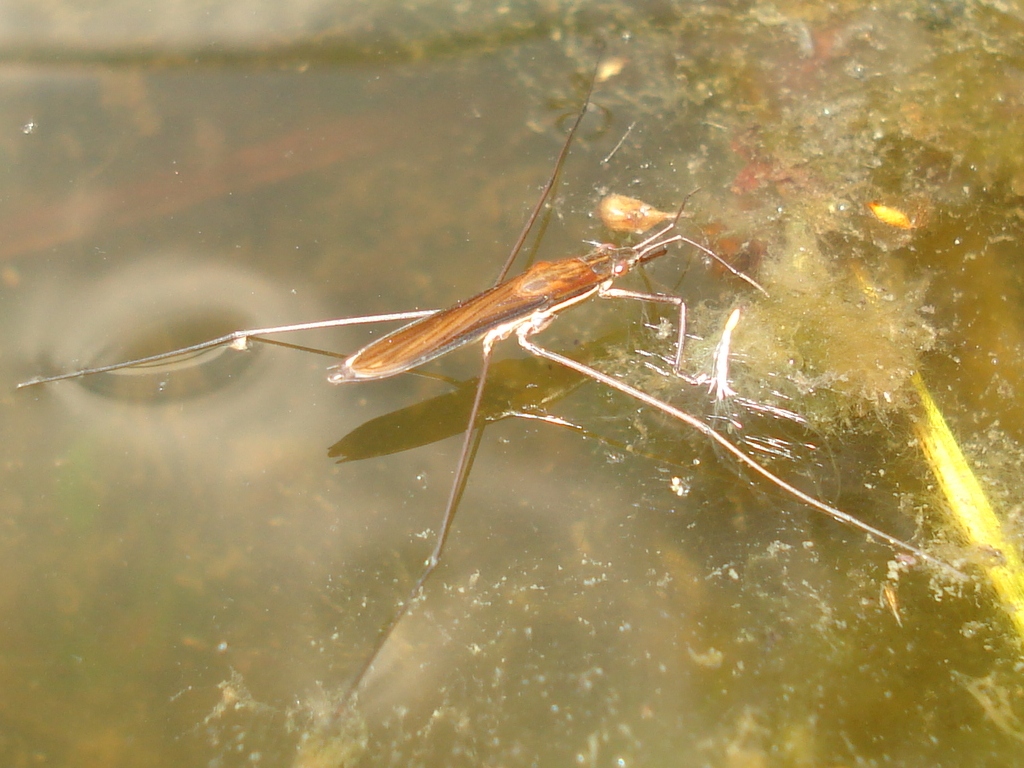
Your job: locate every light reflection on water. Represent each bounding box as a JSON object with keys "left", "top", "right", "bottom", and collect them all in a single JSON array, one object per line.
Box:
[{"left": 4, "top": 9, "right": 1024, "bottom": 768}]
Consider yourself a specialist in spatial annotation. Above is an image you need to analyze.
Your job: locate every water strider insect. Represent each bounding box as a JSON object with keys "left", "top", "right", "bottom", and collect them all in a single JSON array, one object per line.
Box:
[{"left": 17, "top": 61, "right": 960, "bottom": 756}]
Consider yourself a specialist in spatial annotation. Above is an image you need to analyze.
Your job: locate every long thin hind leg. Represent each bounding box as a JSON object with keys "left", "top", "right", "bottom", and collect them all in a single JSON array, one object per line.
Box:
[
  {"left": 16, "top": 310, "right": 437, "bottom": 388},
  {"left": 515, "top": 329, "right": 964, "bottom": 581},
  {"left": 313, "top": 58, "right": 604, "bottom": 724},
  {"left": 328, "top": 349, "right": 495, "bottom": 716}
]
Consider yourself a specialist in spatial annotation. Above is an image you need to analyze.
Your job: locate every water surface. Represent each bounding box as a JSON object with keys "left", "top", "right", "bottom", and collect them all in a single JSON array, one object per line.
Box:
[{"left": 4, "top": 2, "right": 1024, "bottom": 766}]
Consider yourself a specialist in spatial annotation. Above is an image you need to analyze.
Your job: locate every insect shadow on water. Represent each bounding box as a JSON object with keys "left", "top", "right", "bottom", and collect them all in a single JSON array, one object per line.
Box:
[{"left": 17, "top": 56, "right": 964, "bottom": 759}]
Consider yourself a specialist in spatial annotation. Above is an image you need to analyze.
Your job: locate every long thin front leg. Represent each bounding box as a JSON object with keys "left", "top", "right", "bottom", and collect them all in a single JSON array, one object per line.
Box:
[
  {"left": 516, "top": 330, "right": 964, "bottom": 580},
  {"left": 599, "top": 286, "right": 688, "bottom": 377}
]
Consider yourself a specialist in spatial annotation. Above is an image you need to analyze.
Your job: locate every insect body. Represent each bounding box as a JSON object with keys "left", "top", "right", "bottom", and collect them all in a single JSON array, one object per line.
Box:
[{"left": 328, "top": 239, "right": 671, "bottom": 383}]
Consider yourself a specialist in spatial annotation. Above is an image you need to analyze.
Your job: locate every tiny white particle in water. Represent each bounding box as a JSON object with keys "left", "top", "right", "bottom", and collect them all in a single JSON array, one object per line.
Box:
[{"left": 670, "top": 476, "right": 689, "bottom": 497}]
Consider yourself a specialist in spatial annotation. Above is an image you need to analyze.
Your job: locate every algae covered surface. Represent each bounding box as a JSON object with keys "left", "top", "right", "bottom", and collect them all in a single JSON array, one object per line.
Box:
[{"left": 3, "top": 1, "right": 1024, "bottom": 767}]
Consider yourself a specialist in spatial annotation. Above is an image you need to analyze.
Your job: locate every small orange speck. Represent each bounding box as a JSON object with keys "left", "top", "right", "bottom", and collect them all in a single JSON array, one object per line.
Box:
[
  {"left": 596, "top": 57, "right": 627, "bottom": 83},
  {"left": 881, "top": 583, "right": 903, "bottom": 627},
  {"left": 867, "top": 201, "right": 914, "bottom": 229}
]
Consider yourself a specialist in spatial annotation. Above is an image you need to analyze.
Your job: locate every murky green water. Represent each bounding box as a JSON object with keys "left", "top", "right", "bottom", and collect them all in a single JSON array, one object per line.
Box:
[{"left": 3, "top": 2, "right": 1024, "bottom": 767}]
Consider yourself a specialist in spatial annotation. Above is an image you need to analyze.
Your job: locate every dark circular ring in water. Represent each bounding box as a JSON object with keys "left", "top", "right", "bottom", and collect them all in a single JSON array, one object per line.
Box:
[
  {"left": 43, "top": 257, "right": 301, "bottom": 404},
  {"left": 76, "top": 307, "right": 261, "bottom": 403},
  {"left": 19, "top": 254, "right": 346, "bottom": 450}
]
